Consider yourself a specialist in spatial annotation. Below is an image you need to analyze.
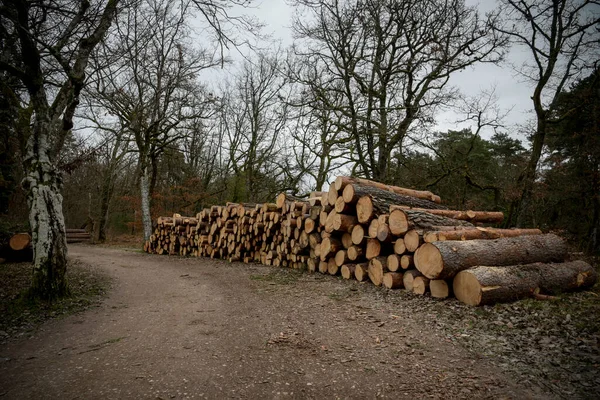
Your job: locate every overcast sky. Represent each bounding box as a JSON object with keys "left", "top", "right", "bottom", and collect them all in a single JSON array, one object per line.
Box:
[{"left": 198, "top": 0, "right": 543, "bottom": 144}]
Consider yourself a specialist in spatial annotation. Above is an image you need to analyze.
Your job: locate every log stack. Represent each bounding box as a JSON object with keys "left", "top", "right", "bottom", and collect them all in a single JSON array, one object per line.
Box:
[{"left": 144, "top": 176, "right": 597, "bottom": 306}]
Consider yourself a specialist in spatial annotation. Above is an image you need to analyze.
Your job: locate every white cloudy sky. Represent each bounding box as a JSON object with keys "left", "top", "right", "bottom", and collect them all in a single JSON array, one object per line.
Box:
[{"left": 197, "top": 0, "right": 542, "bottom": 144}]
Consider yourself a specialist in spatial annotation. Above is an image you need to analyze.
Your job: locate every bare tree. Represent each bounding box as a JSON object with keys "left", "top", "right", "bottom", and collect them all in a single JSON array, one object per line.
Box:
[
  {"left": 493, "top": 0, "right": 600, "bottom": 226},
  {"left": 287, "top": 89, "right": 353, "bottom": 191},
  {"left": 0, "top": 0, "right": 120, "bottom": 299},
  {"left": 291, "top": 0, "right": 507, "bottom": 182},
  {"left": 221, "top": 51, "right": 290, "bottom": 202},
  {"left": 85, "top": 0, "right": 219, "bottom": 240}
]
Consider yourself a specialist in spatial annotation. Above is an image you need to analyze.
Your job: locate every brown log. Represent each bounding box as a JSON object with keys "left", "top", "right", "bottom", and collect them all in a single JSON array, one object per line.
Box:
[
  {"left": 351, "top": 224, "right": 367, "bottom": 245},
  {"left": 341, "top": 233, "right": 353, "bottom": 249},
  {"left": 383, "top": 272, "right": 405, "bottom": 289},
  {"left": 333, "top": 214, "right": 358, "bottom": 233},
  {"left": 308, "top": 196, "right": 323, "bottom": 207},
  {"left": 335, "top": 176, "right": 441, "bottom": 203},
  {"left": 453, "top": 260, "right": 597, "bottom": 306},
  {"left": 389, "top": 205, "right": 503, "bottom": 223},
  {"left": 413, "top": 276, "right": 430, "bottom": 295},
  {"left": 387, "top": 254, "right": 402, "bottom": 272},
  {"left": 368, "top": 256, "right": 388, "bottom": 286},
  {"left": 324, "top": 209, "right": 337, "bottom": 233},
  {"left": 347, "top": 245, "right": 364, "bottom": 261},
  {"left": 388, "top": 209, "right": 472, "bottom": 236},
  {"left": 304, "top": 218, "right": 317, "bottom": 233},
  {"left": 376, "top": 222, "right": 394, "bottom": 243},
  {"left": 354, "top": 263, "right": 370, "bottom": 281},
  {"left": 320, "top": 236, "right": 343, "bottom": 260},
  {"left": 335, "top": 250, "right": 349, "bottom": 266},
  {"left": 341, "top": 264, "right": 357, "bottom": 279},
  {"left": 9, "top": 233, "right": 32, "bottom": 251},
  {"left": 403, "top": 230, "right": 422, "bottom": 252},
  {"left": 306, "top": 258, "right": 319, "bottom": 272},
  {"left": 393, "top": 238, "right": 406, "bottom": 255},
  {"left": 327, "top": 257, "right": 339, "bottom": 275},
  {"left": 334, "top": 196, "right": 354, "bottom": 214},
  {"left": 365, "top": 238, "right": 381, "bottom": 260},
  {"left": 327, "top": 185, "right": 339, "bottom": 205},
  {"left": 402, "top": 270, "right": 423, "bottom": 292},
  {"left": 400, "top": 254, "right": 414, "bottom": 270},
  {"left": 368, "top": 218, "right": 380, "bottom": 238},
  {"left": 355, "top": 188, "right": 444, "bottom": 224},
  {"left": 430, "top": 280, "right": 452, "bottom": 299},
  {"left": 318, "top": 260, "right": 329, "bottom": 274},
  {"left": 414, "top": 234, "right": 568, "bottom": 280},
  {"left": 276, "top": 193, "right": 303, "bottom": 209},
  {"left": 423, "top": 227, "right": 543, "bottom": 243}
]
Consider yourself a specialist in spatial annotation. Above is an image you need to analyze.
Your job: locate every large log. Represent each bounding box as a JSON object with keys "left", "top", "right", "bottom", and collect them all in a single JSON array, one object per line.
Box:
[
  {"left": 423, "top": 227, "right": 543, "bottom": 243},
  {"left": 9, "top": 233, "right": 32, "bottom": 250},
  {"left": 347, "top": 184, "right": 445, "bottom": 224},
  {"left": 453, "top": 260, "right": 597, "bottom": 306},
  {"left": 335, "top": 176, "right": 441, "bottom": 203},
  {"left": 389, "top": 205, "right": 503, "bottom": 224},
  {"left": 414, "top": 234, "right": 568, "bottom": 280},
  {"left": 388, "top": 209, "right": 473, "bottom": 236}
]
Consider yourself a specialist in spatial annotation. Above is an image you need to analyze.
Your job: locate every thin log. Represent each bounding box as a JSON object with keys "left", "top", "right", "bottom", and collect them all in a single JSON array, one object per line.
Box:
[
  {"left": 403, "top": 270, "right": 422, "bottom": 292},
  {"left": 383, "top": 272, "right": 405, "bottom": 289},
  {"left": 423, "top": 227, "right": 543, "bottom": 243},
  {"left": 390, "top": 205, "right": 503, "bottom": 223},
  {"left": 335, "top": 176, "right": 441, "bottom": 203},
  {"left": 388, "top": 209, "right": 472, "bottom": 236},
  {"left": 413, "top": 276, "right": 430, "bottom": 295}
]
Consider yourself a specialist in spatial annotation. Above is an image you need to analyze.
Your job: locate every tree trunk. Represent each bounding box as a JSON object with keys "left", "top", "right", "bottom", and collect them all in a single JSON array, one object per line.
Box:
[
  {"left": 96, "top": 168, "right": 114, "bottom": 243},
  {"left": 23, "top": 128, "right": 69, "bottom": 300},
  {"left": 511, "top": 117, "right": 547, "bottom": 227},
  {"left": 140, "top": 163, "right": 153, "bottom": 241},
  {"left": 453, "top": 260, "right": 597, "bottom": 306},
  {"left": 414, "top": 234, "right": 567, "bottom": 280}
]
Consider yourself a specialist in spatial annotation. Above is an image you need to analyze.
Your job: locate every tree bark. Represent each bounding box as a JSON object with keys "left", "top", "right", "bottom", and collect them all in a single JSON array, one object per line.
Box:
[
  {"left": 388, "top": 209, "right": 473, "bottom": 236},
  {"left": 389, "top": 205, "right": 503, "bottom": 223},
  {"left": 423, "top": 227, "right": 542, "bottom": 243},
  {"left": 23, "top": 128, "right": 69, "bottom": 299},
  {"left": 414, "top": 234, "right": 567, "bottom": 280},
  {"left": 140, "top": 162, "right": 153, "bottom": 241},
  {"left": 335, "top": 176, "right": 441, "bottom": 203},
  {"left": 453, "top": 260, "right": 597, "bottom": 306},
  {"left": 346, "top": 185, "right": 445, "bottom": 221}
]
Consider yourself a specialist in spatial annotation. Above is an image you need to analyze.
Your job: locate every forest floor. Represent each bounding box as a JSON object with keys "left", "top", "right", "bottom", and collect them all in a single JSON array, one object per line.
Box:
[{"left": 0, "top": 244, "right": 599, "bottom": 399}]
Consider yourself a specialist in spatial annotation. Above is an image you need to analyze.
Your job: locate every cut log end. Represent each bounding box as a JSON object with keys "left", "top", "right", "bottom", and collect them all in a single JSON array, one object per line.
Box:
[
  {"left": 414, "top": 243, "right": 443, "bottom": 279},
  {"left": 454, "top": 269, "right": 494, "bottom": 306},
  {"left": 9, "top": 233, "right": 32, "bottom": 251}
]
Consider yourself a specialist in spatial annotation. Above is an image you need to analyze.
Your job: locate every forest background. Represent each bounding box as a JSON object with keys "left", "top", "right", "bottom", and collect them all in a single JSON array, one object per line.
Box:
[{"left": 1, "top": 0, "right": 598, "bottom": 264}]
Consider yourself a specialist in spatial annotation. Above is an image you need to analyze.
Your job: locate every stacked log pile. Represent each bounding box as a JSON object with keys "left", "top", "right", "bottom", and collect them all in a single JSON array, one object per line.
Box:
[{"left": 144, "top": 176, "right": 597, "bottom": 306}]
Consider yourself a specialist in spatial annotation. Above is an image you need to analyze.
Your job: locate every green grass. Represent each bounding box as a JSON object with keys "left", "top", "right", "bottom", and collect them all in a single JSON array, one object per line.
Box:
[{"left": 250, "top": 269, "right": 302, "bottom": 285}]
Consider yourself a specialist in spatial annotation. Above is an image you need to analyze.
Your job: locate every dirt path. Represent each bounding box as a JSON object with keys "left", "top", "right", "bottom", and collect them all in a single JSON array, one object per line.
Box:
[{"left": 0, "top": 245, "right": 546, "bottom": 399}]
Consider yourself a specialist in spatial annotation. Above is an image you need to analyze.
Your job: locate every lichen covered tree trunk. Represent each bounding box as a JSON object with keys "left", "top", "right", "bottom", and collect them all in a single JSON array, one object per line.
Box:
[
  {"left": 23, "top": 121, "right": 68, "bottom": 299},
  {"left": 140, "top": 162, "right": 153, "bottom": 241}
]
